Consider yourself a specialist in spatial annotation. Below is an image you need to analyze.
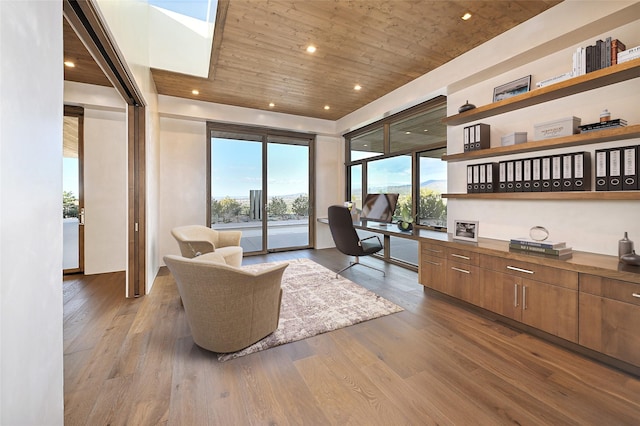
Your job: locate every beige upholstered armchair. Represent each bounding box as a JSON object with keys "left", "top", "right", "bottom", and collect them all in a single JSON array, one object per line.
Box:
[
  {"left": 164, "top": 253, "right": 288, "bottom": 353},
  {"left": 171, "top": 225, "right": 243, "bottom": 267}
]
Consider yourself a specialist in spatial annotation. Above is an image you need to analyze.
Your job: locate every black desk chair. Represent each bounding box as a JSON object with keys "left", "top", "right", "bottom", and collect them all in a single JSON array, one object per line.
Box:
[{"left": 328, "top": 205, "right": 385, "bottom": 278}]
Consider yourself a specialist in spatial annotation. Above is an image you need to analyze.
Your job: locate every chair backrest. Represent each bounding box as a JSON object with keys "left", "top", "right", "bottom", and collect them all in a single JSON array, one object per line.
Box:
[
  {"left": 171, "top": 225, "right": 218, "bottom": 257},
  {"left": 163, "top": 254, "right": 286, "bottom": 353},
  {"left": 328, "top": 205, "right": 364, "bottom": 256}
]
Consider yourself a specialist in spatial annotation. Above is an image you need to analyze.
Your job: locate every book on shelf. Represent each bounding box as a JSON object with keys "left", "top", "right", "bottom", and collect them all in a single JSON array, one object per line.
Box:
[
  {"left": 509, "top": 243, "right": 573, "bottom": 257},
  {"left": 509, "top": 246, "right": 573, "bottom": 260},
  {"left": 618, "top": 45, "right": 640, "bottom": 59},
  {"left": 536, "top": 72, "right": 573, "bottom": 88},
  {"left": 578, "top": 118, "right": 627, "bottom": 133},
  {"left": 509, "top": 238, "right": 566, "bottom": 249},
  {"left": 618, "top": 52, "right": 640, "bottom": 64},
  {"left": 611, "top": 39, "right": 626, "bottom": 65}
]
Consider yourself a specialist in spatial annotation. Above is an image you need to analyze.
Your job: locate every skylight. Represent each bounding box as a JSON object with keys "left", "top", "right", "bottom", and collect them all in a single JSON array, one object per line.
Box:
[{"left": 147, "top": 0, "right": 215, "bottom": 23}]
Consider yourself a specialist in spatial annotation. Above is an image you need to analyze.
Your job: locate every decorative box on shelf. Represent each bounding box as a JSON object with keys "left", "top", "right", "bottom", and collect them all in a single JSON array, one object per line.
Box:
[
  {"left": 534, "top": 116, "right": 581, "bottom": 140},
  {"left": 501, "top": 132, "right": 527, "bottom": 146}
]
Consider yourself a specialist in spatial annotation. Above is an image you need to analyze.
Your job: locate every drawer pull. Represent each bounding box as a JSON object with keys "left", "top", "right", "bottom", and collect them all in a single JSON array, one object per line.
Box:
[
  {"left": 507, "top": 265, "right": 534, "bottom": 274},
  {"left": 424, "top": 260, "right": 441, "bottom": 266},
  {"left": 425, "top": 248, "right": 443, "bottom": 254},
  {"left": 633, "top": 293, "right": 640, "bottom": 299},
  {"left": 451, "top": 253, "right": 470, "bottom": 260},
  {"left": 451, "top": 267, "right": 470, "bottom": 274}
]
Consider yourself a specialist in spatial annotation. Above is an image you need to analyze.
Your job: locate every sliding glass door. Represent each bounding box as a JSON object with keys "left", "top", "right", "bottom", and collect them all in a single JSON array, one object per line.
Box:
[{"left": 208, "top": 124, "right": 314, "bottom": 255}]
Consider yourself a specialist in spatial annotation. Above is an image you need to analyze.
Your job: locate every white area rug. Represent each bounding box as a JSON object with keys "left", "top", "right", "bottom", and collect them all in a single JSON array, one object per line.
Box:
[{"left": 217, "top": 258, "right": 404, "bottom": 361}]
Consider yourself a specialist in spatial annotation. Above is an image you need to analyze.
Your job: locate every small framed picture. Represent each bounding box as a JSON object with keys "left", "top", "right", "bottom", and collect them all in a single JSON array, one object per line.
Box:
[
  {"left": 453, "top": 220, "right": 479, "bottom": 242},
  {"left": 493, "top": 75, "right": 531, "bottom": 103}
]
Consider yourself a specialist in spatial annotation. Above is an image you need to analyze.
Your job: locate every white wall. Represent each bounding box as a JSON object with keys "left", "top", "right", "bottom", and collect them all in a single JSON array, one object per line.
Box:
[
  {"left": 156, "top": 108, "right": 344, "bottom": 263},
  {"left": 1, "top": 1, "right": 64, "bottom": 424}
]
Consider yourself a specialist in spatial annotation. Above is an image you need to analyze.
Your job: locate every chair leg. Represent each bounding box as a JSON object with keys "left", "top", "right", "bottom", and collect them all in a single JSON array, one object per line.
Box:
[{"left": 335, "top": 256, "right": 386, "bottom": 278}]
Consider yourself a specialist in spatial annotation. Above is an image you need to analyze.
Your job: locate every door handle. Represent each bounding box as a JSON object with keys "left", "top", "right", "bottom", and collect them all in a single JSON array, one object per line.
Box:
[
  {"left": 79, "top": 207, "right": 85, "bottom": 226},
  {"left": 522, "top": 286, "right": 527, "bottom": 310},
  {"left": 514, "top": 284, "right": 519, "bottom": 307}
]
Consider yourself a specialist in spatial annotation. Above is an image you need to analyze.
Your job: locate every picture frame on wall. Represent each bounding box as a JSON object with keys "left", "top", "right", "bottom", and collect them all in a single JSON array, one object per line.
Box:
[
  {"left": 493, "top": 75, "right": 531, "bottom": 102},
  {"left": 453, "top": 220, "right": 479, "bottom": 242}
]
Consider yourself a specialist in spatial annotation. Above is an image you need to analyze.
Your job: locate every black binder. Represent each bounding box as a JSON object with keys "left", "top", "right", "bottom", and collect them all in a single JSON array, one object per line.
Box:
[
  {"left": 514, "top": 160, "right": 523, "bottom": 192},
  {"left": 473, "top": 164, "right": 480, "bottom": 193},
  {"left": 485, "top": 163, "right": 497, "bottom": 193},
  {"left": 531, "top": 157, "right": 542, "bottom": 192},
  {"left": 479, "top": 163, "right": 487, "bottom": 193},
  {"left": 498, "top": 162, "right": 507, "bottom": 192},
  {"left": 595, "top": 149, "right": 608, "bottom": 191},
  {"left": 609, "top": 148, "right": 623, "bottom": 191},
  {"left": 541, "top": 156, "right": 552, "bottom": 192},
  {"left": 551, "top": 155, "right": 563, "bottom": 192},
  {"left": 506, "top": 161, "right": 515, "bottom": 192},
  {"left": 467, "top": 165, "right": 474, "bottom": 193},
  {"left": 562, "top": 154, "right": 574, "bottom": 191},
  {"left": 522, "top": 159, "right": 532, "bottom": 192},
  {"left": 622, "top": 146, "right": 638, "bottom": 190},
  {"left": 573, "top": 152, "right": 591, "bottom": 191}
]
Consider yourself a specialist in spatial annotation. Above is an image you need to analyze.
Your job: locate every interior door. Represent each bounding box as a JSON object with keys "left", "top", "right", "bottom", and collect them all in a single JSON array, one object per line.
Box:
[{"left": 63, "top": 106, "right": 84, "bottom": 274}]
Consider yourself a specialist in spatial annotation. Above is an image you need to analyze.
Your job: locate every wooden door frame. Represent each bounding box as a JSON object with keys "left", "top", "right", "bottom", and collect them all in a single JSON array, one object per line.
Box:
[
  {"left": 64, "top": 0, "right": 146, "bottom": 297},
  {"left": 63, "top": 105, "right": 85, "bottom": 274}
]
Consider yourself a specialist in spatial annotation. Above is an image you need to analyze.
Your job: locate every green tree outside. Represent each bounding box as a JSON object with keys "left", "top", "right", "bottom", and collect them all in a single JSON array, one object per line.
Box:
[
  {"left": 268, "top": 196, "right": 288, "bottom": 217},
  {"left": 291, "top": 194, "right": 309, "bottom": 217}
]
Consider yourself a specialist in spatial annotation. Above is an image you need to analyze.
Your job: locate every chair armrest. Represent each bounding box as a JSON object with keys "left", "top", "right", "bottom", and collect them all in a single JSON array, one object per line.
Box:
[{"left": 217, "top": 230, "right": 243, "bottom": 247}]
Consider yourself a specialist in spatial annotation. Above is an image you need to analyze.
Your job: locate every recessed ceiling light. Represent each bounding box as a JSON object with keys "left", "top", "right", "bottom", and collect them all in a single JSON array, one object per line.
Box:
[
  {"left": 423, "top": 129, "right": 429, "bottom": 132},
  {"left": 354, "top": 84, "right": 362, "bottom": 91},
  {"left": 462, "top": 12, "right": 472, "bottom": 20},
  {"left": 64, "top": 61, "right": 75, "bottom": 68},
  {"left": 405, "top": 131, "right": 411, "bottom": 135},
  {"left": 191, "top": 89, "right": 199, "bottom": 95},
  {"left": 306, "top": 45, "right": 317, "bottom": 53},
  {"left": 269, "top": 102, "right": 275, "bottom": 108},
  {"left": 324, "top": 105, "right": 330, "bottom": 110}
]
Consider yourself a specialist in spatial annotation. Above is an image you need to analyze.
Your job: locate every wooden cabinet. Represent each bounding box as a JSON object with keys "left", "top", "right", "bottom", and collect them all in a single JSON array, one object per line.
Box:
[
  {"left": 446, "top": 246, "right": 481, "bottom": 305},
  {"left": 418, "top": 235, "right": 640, "bottom": 371},
  {"left": 479, "top": 254, "right": 579, "bottom": 342},
  {"left": 579, "top": 274, "right": 640, "bottom": 367},
  {"left": 418, "top": 241, "right": 447, "bottom": 293}
]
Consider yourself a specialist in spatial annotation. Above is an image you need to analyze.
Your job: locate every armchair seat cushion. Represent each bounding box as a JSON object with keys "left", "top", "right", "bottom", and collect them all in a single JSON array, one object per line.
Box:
[{"left": 198, "top": 246, "right": 243, "bottom": 267}]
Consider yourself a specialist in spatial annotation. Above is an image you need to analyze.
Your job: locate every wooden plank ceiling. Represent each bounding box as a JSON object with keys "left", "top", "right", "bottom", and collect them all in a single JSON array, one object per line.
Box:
[{"left": 65, "top": 0, "right": 562, "bottom": 120}]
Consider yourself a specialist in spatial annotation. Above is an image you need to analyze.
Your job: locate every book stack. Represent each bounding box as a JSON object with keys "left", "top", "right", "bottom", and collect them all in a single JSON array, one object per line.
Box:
[
  {"left": 578, "top": 118, "right": 627, "bottom": 133},
  {"left": 509, "top": 238, "right": 573, "bottom": 260},
  {"left": 572, "top": 37, "right": 626, "bottom": 76},
  {"left": 618, "top": 45, "right": 640, "bottom": 64}
]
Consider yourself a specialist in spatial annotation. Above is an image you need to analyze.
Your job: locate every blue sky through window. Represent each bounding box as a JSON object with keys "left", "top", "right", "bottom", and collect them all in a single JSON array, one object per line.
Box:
[{"left": 148, "top": 0, "right": 214, "bottom": 22}]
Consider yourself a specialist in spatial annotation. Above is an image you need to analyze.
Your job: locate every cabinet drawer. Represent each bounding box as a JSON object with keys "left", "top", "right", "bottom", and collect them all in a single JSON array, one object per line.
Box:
[
  {"left": 480, "top": 254, "right": 578, "bottom": 290},
  {"left": 580, "top": 274, "right": 640, "bottom": 306},
  {"left": 447, "top": 261, "right": 481, "bottom": 306},
  {"left": 446, "top": 247, "right": 480, "bottom": 266},
  {"left": 419, "top": 254, "right": 447, "bottom": 292},
  {"left": 421, "top": 241, "right": 446, "bottom": 258}
]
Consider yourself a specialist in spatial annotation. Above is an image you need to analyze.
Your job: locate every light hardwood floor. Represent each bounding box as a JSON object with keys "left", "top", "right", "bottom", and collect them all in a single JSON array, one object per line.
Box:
[{"left": 64, "top": 248, "right": 640, "bottom": 425}]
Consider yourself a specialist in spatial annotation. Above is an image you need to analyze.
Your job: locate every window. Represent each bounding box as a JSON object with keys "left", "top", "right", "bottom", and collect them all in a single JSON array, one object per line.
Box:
[{"left": 344, "top": 96, "right": 447, "bottom": 267}]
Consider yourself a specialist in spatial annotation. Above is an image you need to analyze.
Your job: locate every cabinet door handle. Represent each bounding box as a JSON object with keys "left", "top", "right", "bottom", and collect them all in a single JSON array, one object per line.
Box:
[
  {"left": 451, "top": 267, "right": 470, "bottom": 274},
  {"left": 633, "top": 293, "right": 640, "bottom": 299},
  {"left": 424, "top": 260, "right": 441, "bottom": 266},
  {"left": 522, "top": 286, "right": 527, "bottom": 310},
  {"left": 514, "top": 284, "right": 519, "bottom": 307},
  {"left": 507, "top": 265, "right": 535, "bottom": 274},
  {"left": 425, "top": 248, "right": 443, "bottom": 254},
  {"left": 450, "top": 253, "right": 470, "bottom": 260}
]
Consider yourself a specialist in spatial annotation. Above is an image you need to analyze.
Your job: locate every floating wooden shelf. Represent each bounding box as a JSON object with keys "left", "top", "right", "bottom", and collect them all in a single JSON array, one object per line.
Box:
[
  {"left": 443, "top": 58, "right": 640, "bottom": 126},
  {"left": 442, "top": 191, "right": 640, "bottom": 200},
  {"left": 442, "top": 124, "right": 640, "bottom": 162}
]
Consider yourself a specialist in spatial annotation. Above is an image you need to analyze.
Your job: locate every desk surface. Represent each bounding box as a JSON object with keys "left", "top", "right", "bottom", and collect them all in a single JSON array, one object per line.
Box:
[{"left": 317, "top": 217, "right": 447, "bottom": 240}]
